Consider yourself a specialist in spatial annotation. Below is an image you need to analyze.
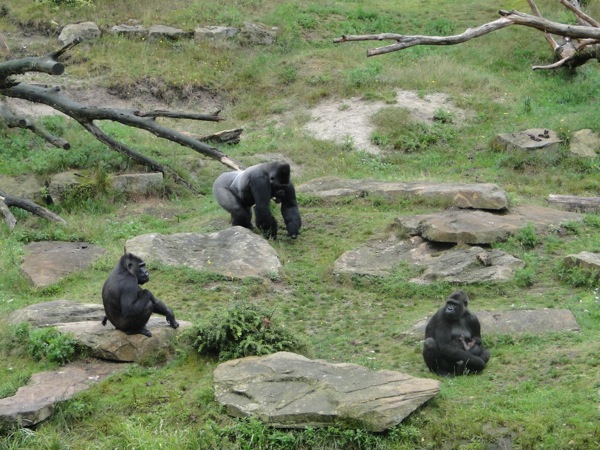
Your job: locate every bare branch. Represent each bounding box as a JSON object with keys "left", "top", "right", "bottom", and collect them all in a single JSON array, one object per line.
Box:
[
  {"left": 0, "top": 189, "right": 67, "bottom": 224},
  {"left": 560, "top": 0, "right": 600, "bottom": 27},
  {"left": 0, "top": 197, "right": 17, "bottom": 229}
]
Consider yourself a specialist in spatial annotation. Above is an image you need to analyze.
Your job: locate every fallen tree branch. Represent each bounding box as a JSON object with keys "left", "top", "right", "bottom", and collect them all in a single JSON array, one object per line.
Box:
[
  {"left": 334, "top": 5, "right": 600, "bottom": 70},
  {"left": 0, "top": 189, "right": 67, "bottom": 225},
  {"left": 0, "top": 197, "right": 17, "bottom": 229}
]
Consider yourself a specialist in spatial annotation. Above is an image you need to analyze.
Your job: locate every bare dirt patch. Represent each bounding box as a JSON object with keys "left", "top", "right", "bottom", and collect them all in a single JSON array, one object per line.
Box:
[{"left": 304, "top": 90, "right": 469, "bottom": 154}]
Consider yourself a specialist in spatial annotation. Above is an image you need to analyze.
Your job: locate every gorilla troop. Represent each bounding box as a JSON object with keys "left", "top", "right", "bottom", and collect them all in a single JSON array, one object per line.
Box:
[
  {"left": 422, "top": 290, "right": 490, "bottom": 376},
  {"left": 212, "top": 162, "right": 302, "bottom": 239},
  {"left": 102, "top": 253, "right": 179, "bottom": 337}
]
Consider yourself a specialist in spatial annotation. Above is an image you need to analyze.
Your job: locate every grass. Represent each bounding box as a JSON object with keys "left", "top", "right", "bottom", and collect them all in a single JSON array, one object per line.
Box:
[{"left": 0, "top": 0, "right": 600, "bottom": 448}]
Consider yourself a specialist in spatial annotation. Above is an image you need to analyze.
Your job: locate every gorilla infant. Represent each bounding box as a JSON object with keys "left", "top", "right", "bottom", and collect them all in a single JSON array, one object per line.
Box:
[
  {"left": 212, "top": 161, "right": 301, "bottom": 239},
  {"left": 422, "top": 290, "right": 490, "bottom": 376},
  {"left": 102, "top": 253, "right": 179, "bottom": 337}
]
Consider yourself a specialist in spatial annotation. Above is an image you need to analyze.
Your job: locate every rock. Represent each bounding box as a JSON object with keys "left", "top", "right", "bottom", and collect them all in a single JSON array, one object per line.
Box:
[
  {"left": 0, "top": 174, "right": 45, "bottom": 203},
  {"left": 54, "top": 317, "right": 192, "bottom": 362},
  {"left": 404, "top": 309, "right": 580, "bottom": 339},
  {"left": 0, "top": 360, "right": 121, "bottom": 428},
  {"left": 21, "top": 241, "right": 106, "bottom": 288},
  {"left": 298, "top": 177, "right": 509, "bottom": 210},
  {"left": 109, "top": 24, "right": 149, "bottom": 38},
  {"left": 7, "top": 300, "right": 104, "bottom": 327},
  {"left": 494, "top": 128, "right": 562, "bottom": 151},
  {"left": 110, "top": 172, "right": 164, "bottom": 196},
  {"left": 47, "top": 170, "right": 85, "bottom": 204},
  {"left": 194, "top": 26, "right": 239, "bottom": 42},
  {"left": 237, "top": 22, "right": 278, "bottom": 46},
  {"left": 58, "top": 22, "right": 101, "bottom": 45},
  {"left": 569, "top": 129, "right": 599, "bottom": 157},
  {"left": 416, "top": 247, "right": 524, "bottom": 284},
  {"left": 563, "top": 251, "right": 600, "bottom": 273},
  {"left": 125, "top": 227, "right": 282, "bottom": 279},
  {"left": 333, "top": 235, "right": 523, "bottom": 284},
  {"left": 148, "top": 25, "right": 191, "bottom": 41},
  {"left": 395, "top": 205, "right": 583, "bottom": 244},
  {"left": 214, "top": 352, "right": 440, "bottom": 432}
]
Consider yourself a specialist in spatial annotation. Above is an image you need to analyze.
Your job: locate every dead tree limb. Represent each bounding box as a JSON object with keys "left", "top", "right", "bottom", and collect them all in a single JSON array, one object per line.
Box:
[
  {"left": 0, "top": 198, "right": 17, "bottom": 229},
  {"left": 0, "top": 189, "right": 67, "bottom": 225},
  {"left": 334, "top": 1, "right": 600, "bottom": 70}
]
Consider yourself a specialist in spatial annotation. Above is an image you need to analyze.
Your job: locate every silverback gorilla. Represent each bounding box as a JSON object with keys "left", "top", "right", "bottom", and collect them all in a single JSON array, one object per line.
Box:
[
  {"left": 422, "top": 290, "right": 490, "bottom": 375},
  {"left": 212, "top": 162, "right": 301, "bottom": 239},
  {"left": 102, "top": 253, "right": 179, "bottom": 337}
]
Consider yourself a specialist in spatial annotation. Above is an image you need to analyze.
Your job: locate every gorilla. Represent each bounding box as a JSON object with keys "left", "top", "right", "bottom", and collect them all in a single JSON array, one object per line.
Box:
[
  {"left": 422, "top": 290, "right": 490, "bottom": 376},
  {"left": 212, "top": 162, "right": 301, "bottom": 239},
  {"left": 101, "top": 253, "right": 179, "bottom": 337}
]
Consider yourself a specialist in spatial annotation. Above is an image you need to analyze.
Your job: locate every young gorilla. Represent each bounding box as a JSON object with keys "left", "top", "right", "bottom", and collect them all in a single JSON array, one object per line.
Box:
[
  {"left": 102, "top": 253, "right": 179, "bottom": 337},
  {"left": 212, "top": 162, "right": 302, "bottom": 239},
  {"left": 422, "top": 290, "right": 490, "bottom": 376}
]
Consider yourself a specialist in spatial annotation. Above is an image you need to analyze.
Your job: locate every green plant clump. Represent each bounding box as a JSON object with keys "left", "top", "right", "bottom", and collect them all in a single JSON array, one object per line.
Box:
[
  {"left": 26, "top": 326, "right": 82, "bottom": 365},
  {"left": 189, "top": 302, "right": 308, "bottom": 361}
]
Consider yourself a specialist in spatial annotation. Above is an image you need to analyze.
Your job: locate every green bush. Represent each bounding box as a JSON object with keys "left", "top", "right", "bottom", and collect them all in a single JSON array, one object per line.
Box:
[
  {"left": 27, "top": 327, "right": 82, "bottom": 365},
  {"left": 189, "top": 302, "right": 308, "bottom": 361}
]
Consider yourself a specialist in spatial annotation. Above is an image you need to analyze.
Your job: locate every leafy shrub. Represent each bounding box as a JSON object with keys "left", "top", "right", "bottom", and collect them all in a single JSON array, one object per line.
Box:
[
  {"left": 27, "top": 327, "right": 82, "bottom": 364},
  {"left": 556, "top": 262, "right": 599, "bottom": 289},
  {"left": 189, "top": 302, "right": 308, "bottom": 361}
]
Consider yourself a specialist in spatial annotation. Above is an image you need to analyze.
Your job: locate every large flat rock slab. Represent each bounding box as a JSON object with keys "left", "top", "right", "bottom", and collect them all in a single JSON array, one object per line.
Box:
[
  {"left": 0, "top": 360, "right": 122, "bottom": 428},
  {"left": 404, "top": 309, "right": 579, "bottom": 339},
  {"left": 494, "top": 128, "right": 562, "bottom": 151},
  {"left": 55, "top": 317, "right": 192, "bottom": 362},
  {"left": 214, "top": 351, "right": 440, "bottom": 432},
  {"left": 21, "top": 241, "right": 106, "bottom": 287},
  {"left": 395, "top": 205, "right": 583, "bottom": 244},
  {"left": 7, "top": 300, "right": 105, "bottom": 327},
  {"left": 333, "top": 235, "right": 523, "bottom": 284},
  {"left": 563, "top": 251, "right": 600, "bottom": 273},
  {"left": 298, "top": 177, "right": 508, "bottom": 210},
  {"left": 125, "top": 227, "right": 281, "bottom": 279}
]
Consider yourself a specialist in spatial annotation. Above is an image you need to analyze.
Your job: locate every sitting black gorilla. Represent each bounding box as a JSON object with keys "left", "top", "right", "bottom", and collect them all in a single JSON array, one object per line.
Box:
[
  {"left": 212, "top": 161, "right": 302, "bottom": 239},
  {"left": 422, "top": 289, "right": 490, "bottom": 376},
  {"left": 101, "top": 253, "right": 179, "bottom": 337}
]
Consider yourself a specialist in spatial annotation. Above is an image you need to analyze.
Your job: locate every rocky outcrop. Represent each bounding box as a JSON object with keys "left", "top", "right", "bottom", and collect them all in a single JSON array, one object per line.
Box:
[
  {"left": 20, "top": 241, "right": 106, "bottom": 288},
  {"left": 58, "top": 22, "right": 101, "bottom": 45},
  {"left": 395, "top": 206, "right": 583, "bottom": 244},
  {"left": 298, "top": 177, "right": 509, "bottom": 210},
  {"left": 55, "top": 317, "right": 191, "bottom": 362},
  {"left": 494, "top": 128, "right": 562, "bottom": 151},
  {"left": 0, "top": 174, "right": 45, "bottom": 203},
  {"left": 404, "top": 309, "right": 580, "bottom": 339},
  {"left": 333, "top": 235, "right": 523, "bottom": 284},
  {"left": 569, "top": 129, "right": 599, "bottom": 157},
  {"left": 214, "top": 352, "right": 440, "bottom": 432},
  {"left": 563, "top": 251, "right": 600, "bottom": 273},
  {"left": 125, "top": 227, "right": 282, "bottom": 279},
  {"left": 7, "top": 300, "right": 104, "bottom": 327}
]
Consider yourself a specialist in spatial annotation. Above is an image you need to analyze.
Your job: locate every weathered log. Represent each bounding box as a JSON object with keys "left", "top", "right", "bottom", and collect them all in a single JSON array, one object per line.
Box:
[
  {"left": 547, "top": 194, "right": 600, "bottom": 212},
  {"left": 0, "top": 198, "right": 17, "bottom": 229},
  {"left": 0, "top": 190, "right": 67, "bottom": 225},
  {"left": 334, "top": 2, "right": 600, "bottom": 70},
  {"left": 192, "top": 128, "right": 244, "bottom": 145}
]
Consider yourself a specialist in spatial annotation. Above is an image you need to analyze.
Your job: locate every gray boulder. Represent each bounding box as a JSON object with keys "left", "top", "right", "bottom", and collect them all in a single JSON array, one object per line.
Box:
[
  {"left": 0, "top": 174, "right": 45, "bottom": 203},
  {"left": 125, "top": 227, "right": 282, "bottom": 279},
  {"left": 404, "top": 309, "right": 580, "bottom": 339},
  {"left": 298, "top": 177, "right": 509, "bottom": 210},
  {"left": 148, "top": 25, "right": 191, "bottom": 41},
  {"left": 333, "top": 235, "right": 523, "bottom": 284},
  {"left": 7, "top": 300, "right": 104, "bottom": 327},
  {"left": 58, "top": 22, "right": 101, "bottom": 45},
  {"left": 237, "top": 22, "right": 278, "bottom": 46},
  {"left": 396, "top": 205, "right": 583, "bottom": 244},
  {"left": 109, "top": 24, "right": 149, "bottom": 38},
  {"left": 194, "top": 26, "right": 239, "bottom": 42},
  {"left": 21, "top": 241, "right": 106, "bottom": 288},
  {"left": 55, "top": 317, "right": 191, "bottom": 362},
  {"left": 494, "top": 128, "right": 562, "bottom": 151},
  {"left": 0, "top": 360, "right": 121, "bottom": 428},
  {"left": 563, "top": 251, "right": 600, "bottom": 273},
  {"left": 214, "top": 352, "right": 440, "bottom": 432},
  {"left": 569, "top": 129, "right": 599, "bottom": 157},
  {"left": 111, "top": 172, "right": 164, "bottom": 196},
  {"left": 47, "top": 170, "right": 83, "bottom": 204}
]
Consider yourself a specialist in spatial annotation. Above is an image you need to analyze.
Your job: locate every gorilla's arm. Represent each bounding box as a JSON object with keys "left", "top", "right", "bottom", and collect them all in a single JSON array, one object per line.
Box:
[
  {"left": 249, "top": 173, "right": 278, "bottom": 238},
  {"left": 279, "top": 183, "right": 302, "bottom": 238}
]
